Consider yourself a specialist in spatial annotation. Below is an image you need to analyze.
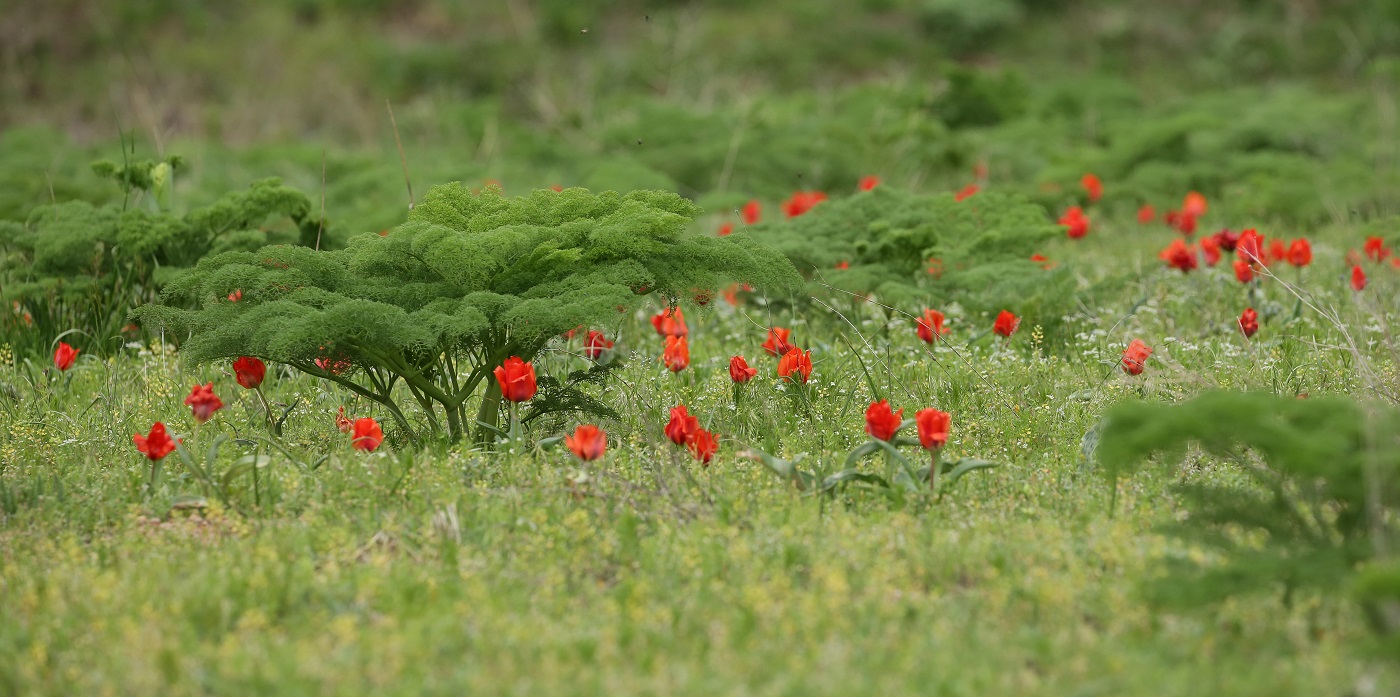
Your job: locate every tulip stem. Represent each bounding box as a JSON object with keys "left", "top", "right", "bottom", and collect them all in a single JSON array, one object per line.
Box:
[{"left": 253, "top": 386, "right": 277, "bottom": 435}]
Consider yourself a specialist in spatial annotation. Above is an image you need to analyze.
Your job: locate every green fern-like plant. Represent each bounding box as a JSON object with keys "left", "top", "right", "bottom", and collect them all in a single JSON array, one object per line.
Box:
[
  {"left": 135, "top": 184, "right": 802, "bottom": 443},
  {"left": 1097, "top": 391, "right": 1400, "bottom": 645},
  {"left": 754, "top": 186, "right": 1072, "bottom": 334}
]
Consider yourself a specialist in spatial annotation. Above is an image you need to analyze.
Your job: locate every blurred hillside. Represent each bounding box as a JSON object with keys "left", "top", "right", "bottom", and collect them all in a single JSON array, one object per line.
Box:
[{"left": 5, "top": 0, "right": 1400, "bottom": 143}]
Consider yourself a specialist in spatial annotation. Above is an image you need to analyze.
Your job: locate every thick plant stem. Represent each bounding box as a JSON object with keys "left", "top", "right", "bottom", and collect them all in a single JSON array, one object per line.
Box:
[{"left": 474, "top": 381, "right": 503, "bottom": 444}]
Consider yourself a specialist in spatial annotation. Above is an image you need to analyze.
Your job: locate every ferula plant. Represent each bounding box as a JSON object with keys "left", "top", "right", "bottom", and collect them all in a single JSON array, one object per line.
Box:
[
  {"left": 136, "top": 184, "right": 802, "bottom": 444},
  {"left": 0, "top": 157, "right": 321, "bottom": 357}
]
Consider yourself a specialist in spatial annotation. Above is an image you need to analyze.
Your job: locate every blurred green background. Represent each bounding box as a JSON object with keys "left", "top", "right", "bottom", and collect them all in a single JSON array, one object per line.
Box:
[{"left": 3, "top": 0, "right": 1399, "bottom": 233}]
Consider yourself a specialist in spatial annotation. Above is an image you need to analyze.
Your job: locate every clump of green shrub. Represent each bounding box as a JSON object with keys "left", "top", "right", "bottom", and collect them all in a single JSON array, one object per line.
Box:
[
  {"left": 1097, "top": 391, "right": 1400, "bottom": 651},
  {"left": 136, "top": 185, "right": 802, "bottom": 444},
  {"left": 0, "top": 158, "right": 321, "bottom": 358}
]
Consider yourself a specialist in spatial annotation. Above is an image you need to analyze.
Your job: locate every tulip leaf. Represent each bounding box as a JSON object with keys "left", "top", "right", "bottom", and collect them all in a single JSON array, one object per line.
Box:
[
  {"left": 940, "top": 458, "right": 998, "bottom": 488},
  {"left": 819, "top": 469, "right": 890, "bottom": 492}
]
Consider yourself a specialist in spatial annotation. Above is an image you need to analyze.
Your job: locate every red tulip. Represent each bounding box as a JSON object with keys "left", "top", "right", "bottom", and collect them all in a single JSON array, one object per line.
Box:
[
  {"left": 184, "top": 383, "right": 224, "bottom": 424},
  {"left": 1233, "top": 260, "right": 1255, "bottom": 284},
  {"left": 336, "top": 406, "right": 353, "bottom": 433},
  {"left": 565, "top": 424, "right": 607, "bottom": 461},
  {"left": 583, "top": 330, "right": 613, "bottom": 360},
  {"left": 1200, "top": 235, "right": 1221, "bottom": 266},
  {"left": 1137, "top": 204, "right": 1155, "bottom": 224},
  {"left": 688, "top": 428, "right": 719, "bottom": 465},
  {"left": 915, "top": 408, "right": 951, "bottom": 450},
  {"left": 352, "top": 418, "right": 383, "bottom": 452},
  {"left": 133, "top": 422, "right": 179, "bottom": 461},
  {"left": 916, "top": 308, "right": 950, "bottom": 344},
  {"left": 783, "top": 191, "right": 827, "bottom": 218},
  {"left": 954, "top": 184, "right": 979, "bottom": 202},
  {"left": 494, "top": 356, "right": 537, "bottom": 402},
  {"left": 1182, "top": 191, "right": 1208, "bottom": 217},
  {"left": 926, "top": 257, "right": 945, "bottom": 277},
  {"left": 777, "top": 347, "right": 812, "bottom": 384},
  {"left": 729, "top": 355, "right": 758, "bottom": 383},
  {"left": 651, "top": 307, "right": 688, "bottom": 337},
  {"left": 661, "top": 335, "right": 689, "bottom": 372},
  {"left": 227, "top": 289, "right": 243, "bottom": 302},
  {"left": 742, "top": 200, "right": 761, "bottom": 225},
  {"left": 1236, "top": 229, "right": 1265, "bottom": 267},
  {"left": 835, "top": 260, "right": 850, "bottom": 270},
  {"left": 53, "top": 342, "right": 79, "bottom": 371},
  {"left": 1364, "top": 236, "right": 1390, "bottom": 262},
  {"left": 1059, "top": 206, "right": 1090, "bottom": 239},
  {"left": 1267, "top": 239, "right": 1288, "bottom": 265},
  {"left": 1159, "top": 239, "right": 1198, "bottom": 273},
  {"left": 864, "top": 400, "right": 904, "bottom": 442},
  {"left": 718, "top": 222, "right": 734, "bottom": 236},
  {"left": 859, "top": 175, "right": 880, "bottom": 191},
  {"left": 762, "top": 327, "right": 793, "bottom": 357},
  {"left": 1239, "top": 308, "right": 1259, "bottom": 338},
  {"left": 1352, "top": 265, "right": 1368, "bottom": 291},
  {"left": 1081, "top": 173, "right": 1103, "bottom": 203},
  {"left": 232, "top": 356, "right": 266, "bottom": 389},
  {"left": 1121, "top": 339, "right": 1153, "bottom": 376},
  {"left": 1287, "top": 239, "right": 1312, "bottom": 267},
  {"left": 1213, "top": 229, "right": 1240, "bottom": 252},
  {"left": 1030, "top": 253, "right": 1056, "bottom": 270},
  {"left": 665, "top": 405, "right": 698, "bottom": 445},
  {"left": 993, "top": 310, "right": 1020, "bottom": 338}
]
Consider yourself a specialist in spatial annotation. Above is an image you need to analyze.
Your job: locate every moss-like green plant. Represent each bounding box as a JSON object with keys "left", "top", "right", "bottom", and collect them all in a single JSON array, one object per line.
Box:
[
  {"left": 1096, "top": 391, "right": 1400, "bottom": 644},
  {"left": 754, "top": 186, "right": 1073, "bottom": 335},
  {"left": 0, "top": 160, "right": 319, "bottom": 357},
  {"left": 135, "top": 185, "right": 802, "bottom": 444}
]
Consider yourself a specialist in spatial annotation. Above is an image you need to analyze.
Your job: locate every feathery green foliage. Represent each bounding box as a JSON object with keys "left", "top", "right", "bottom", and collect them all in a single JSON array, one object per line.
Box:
[
  {"left": 136, "top": 184, "right": 802, "bottom": 443},
  {"left": 0, "top": 164, "right": 319, "bottom": 358},
  {"left": 1097, "top": 391, "right": 1400, "bottom": 648},
  {"left": 754, "top": 187, "right": 1074, "bottom": 336}
]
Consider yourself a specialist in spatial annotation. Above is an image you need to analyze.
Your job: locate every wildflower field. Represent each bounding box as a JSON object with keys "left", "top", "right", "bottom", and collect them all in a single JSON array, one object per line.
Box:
[{"left": 3, "top": 1, "right": 1400, "bottom": 694}]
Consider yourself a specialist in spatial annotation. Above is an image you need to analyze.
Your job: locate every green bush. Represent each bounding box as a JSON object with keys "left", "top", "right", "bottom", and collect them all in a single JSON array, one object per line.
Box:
[{"left": 135, "top": 185, "right": 802, "bottom": 444}]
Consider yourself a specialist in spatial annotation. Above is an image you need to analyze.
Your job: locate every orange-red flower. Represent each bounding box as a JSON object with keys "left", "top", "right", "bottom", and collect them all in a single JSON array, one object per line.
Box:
[
  {"left": 184, "top": 383, "right": 224, "bottom": 424},
  {"left": 1233, "top": 260, "right": 1255, "bottom": 284},
  {"left": 336, "top": 406, "right": 353, "bottom": 433},
  {"left": 1137, "top": 204, "right": 1155, "bottom": 224},
  {"left": 993, "top": 310, "right": 1020, "bottom": 338},
  {"left": 688, "top": 428, "right": 718, "bottom": 465},
  {"left": 133, "top": 422, "right": 179, "bottom": 461},
  {"left": 915, "top": 408, "right": 951, "bottom": 450},
  {"left": 1239, "top": 307, "right": 1259, "bottom": 338},
  {"left": 1121, "top": 339, "right": 1153, "bottom": 376},
  {"left": 1182, "top": 191, "right": 1208, "bottom": 217},
  {"left": 1352, "top": 265, "right": 1368, "bottom": 291},
  {"left": 916, "top": 308, "right": 950, "bottom": 344},
  {"left": 1236, "top": 229, "right": 1265, "bottom": 267},
  {"left": 777, "top": 347, "right": 812, "bottom": 384},
  {"left": 718, "top": 222, "right": 734, "bottom": 236},
  {"left": 1200, "top": 235, "right": 1221, "bottom": 266},
  {"left": 565, "top": 424, "right": 607, "bottom": 461},
  {"left": 1365, "top": 236, "right": 1391, "bottom": 262},
  {"left": 232, "top": 356, "right": 266, "bottom": 389},
  {"left": 661, "top": 335, "right": 689, "bottom": 372},
  {"left": 1030, "top": 253, "right": 1056, "bottom": 270},
  {"left": 859, "top": 175, "right": 880, "bottom": 191},
  {"left": 1159, "top": 239, "right": 1198, "bottom": 273},
  {"left": 954, "top": 184, "right": 979, "bottom": 202},
  {"left": 763, "top": 327, "right": 793, "bottom": 357},
  {"left": 54, "top": 342, "right": 79, "bottom": 371},
  {"left": 583, "top": 330, "right": 613, "bottom": 360},
  {"left": 228, "top": 289, "right": 243, "bottom": 302},
  {"left": 782, "top": 191, "right": 827, "bottom": 218},
  {"left": 1287, "top": 239, "right": 1312, "bottom": 267},
  {"left": 742, "top": 200, "right": 761, "bottom": 225},
  {"left": 494, "top": 356, "right": 538, "bottom": 402},
  {"left": 729, "top": 355, "right": 758, "bottom": 383},
  {"left": 651, "top": 307, "right": 688, "bottom": 337},
  {"left": 865, "top": 400, "right": 904, "bottom": 441},
  {"left": 1059, "top": 206, "right": 1090, "bottom": 239},
  {"left": 1081, "top": 173, "right": 1103, "bottom": 203},
  {"left": 352, "top": 418, "right": 383, "bottom": 451},
  {"left": 665, "top": 405, "right": 698, "bottom": 445},
  {"left": 835, "top": 260, "right": 849, "bottom": 270},
  {"left": 926, "top": 257, "right": 945, "bottom": 277}
]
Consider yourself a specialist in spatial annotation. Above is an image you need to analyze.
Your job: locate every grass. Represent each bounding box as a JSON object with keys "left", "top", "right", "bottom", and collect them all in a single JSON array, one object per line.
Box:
[{"left": 3, "top": 0, "right": 1400, "bottom": 693}]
